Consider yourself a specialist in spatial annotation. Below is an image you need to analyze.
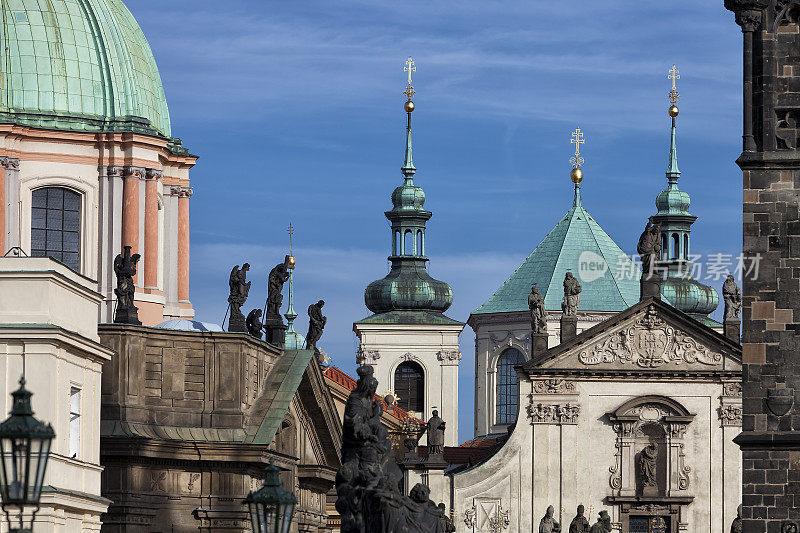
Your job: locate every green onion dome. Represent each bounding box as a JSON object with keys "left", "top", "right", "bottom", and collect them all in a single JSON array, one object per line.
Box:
[
  {"left": 364, "top": 258, "right": 453, "bottom": 314},
  {"left": 655, "top": 186, "right": 692, "bottom": 216},
  {"left": 660, "top": 276, "right": 719, "bottom": 317}
]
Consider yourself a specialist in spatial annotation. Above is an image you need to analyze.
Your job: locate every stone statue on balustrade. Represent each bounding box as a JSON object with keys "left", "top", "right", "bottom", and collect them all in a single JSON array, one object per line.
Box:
[
  {"left": 426, "top": 410, "right": 446, "bottom": 457},
  {"left": 562, "top": 272, "right": 582, "bottom": 316},
  {"left": 539, "top": 505, "right": 561, "bottom": 533},
  {"left": 306, "top": 300, "right": 327, "bottom": 355},
  {"left": 266, "top": 256, "right": 292, "bottom": 322},
  {"left": 335, "top": 365, "right": 443, "bottom": 533},
  {"left": 529, "top": 285, "right": 547, "bottom": 334},
  {"left": 637, "top": 218, "right": 662, "bottom": 279},
  {"left": 227, "top": 263, "right": 251, "bottom": 332},
  {"left": 246, "top": 308, "right": 263, "bottom": 339},
  {"left": 589, "top": 511, "right": 612, "bottom": 533},
  {"left": 569, "top": 505, "right": 589, "bottom": 533},
  {"left": 114, "top": 246, "right": 141, "bottom": 325},
  {"left": 723, "top": 275, "right": 742, "bottom": 320}
]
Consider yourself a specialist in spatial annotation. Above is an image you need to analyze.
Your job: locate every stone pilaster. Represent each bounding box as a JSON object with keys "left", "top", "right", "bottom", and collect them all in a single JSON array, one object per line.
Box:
[
  {"left": 725, "top": 1, "right": 800, "bottom": 531},
  {"left": 1, "top": 157, "right": 20, "bottom": 253}
]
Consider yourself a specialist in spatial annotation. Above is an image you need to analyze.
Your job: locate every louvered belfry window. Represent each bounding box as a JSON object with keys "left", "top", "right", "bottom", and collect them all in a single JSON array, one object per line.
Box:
[
  {"left": 394, "top": 361, "right": 424, "bottom": 413},
  {"left": 31, "top": 187, "right": 81, "bottom": 272}
]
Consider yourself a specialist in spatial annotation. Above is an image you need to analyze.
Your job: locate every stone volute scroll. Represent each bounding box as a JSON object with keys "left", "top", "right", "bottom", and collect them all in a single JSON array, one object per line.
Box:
[{"left": 606, "top": 396, "right": 694, "bottom": 502}]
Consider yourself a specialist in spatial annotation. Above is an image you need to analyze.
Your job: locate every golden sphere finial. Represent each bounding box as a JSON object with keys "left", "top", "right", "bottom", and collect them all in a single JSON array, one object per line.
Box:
[
  {"left": 404, "top": 100, "right": 415, "bottom": 113},
  {"left": 287, "top": 255, "right": 296, "bottom": 270},
  {"left": 668, "top": 105, "right": 679, "bottom": 118},
  {"left": 570, "top": 167, "right": 583, "bottom": 184}
]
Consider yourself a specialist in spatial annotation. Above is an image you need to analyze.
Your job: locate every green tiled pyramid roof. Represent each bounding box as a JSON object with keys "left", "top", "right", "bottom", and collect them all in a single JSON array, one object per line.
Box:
[
  {"left": 473, "top": 187, "right": 644, "bottom": 315},
  {"left": 0, "top": 0, "right": 171, "bottom": 137}
]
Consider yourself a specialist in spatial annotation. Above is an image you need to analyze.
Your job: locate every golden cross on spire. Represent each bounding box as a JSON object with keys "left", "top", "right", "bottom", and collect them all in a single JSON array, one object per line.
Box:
[
  {"left": 570, "top": 127, "right": 585, "bottom": 168},
  {"left": 287, "top": 223, "right": 294, "bottom": 256},
  {"left": 404, "top": 57, "right": 416, "bottom": 100},
  {"left": 668, "top": 64, "right": 680, "bottom": 104}
]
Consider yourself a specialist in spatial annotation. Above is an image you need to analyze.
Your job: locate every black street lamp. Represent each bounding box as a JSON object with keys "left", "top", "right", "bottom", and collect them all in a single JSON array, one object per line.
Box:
[
  {"left": 0, "top": 378, "right": 55, "bottom": 532},
  {"left": 244, "top": 460, "right": 297, "bottom": 533}
]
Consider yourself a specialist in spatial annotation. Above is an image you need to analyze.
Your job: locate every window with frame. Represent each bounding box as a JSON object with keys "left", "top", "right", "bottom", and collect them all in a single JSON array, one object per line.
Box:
[
  {"left": 394, "top": 361, "right": 424, "bottom": 413},
  {"left": 69, "top": 386, "right": 81, "bottom": 458},
  {"left": 31, "top": 187, "right": 81, "bottom": 272},
  {"left": 496, "top": 348, "right": 525, "bottom": 425}
]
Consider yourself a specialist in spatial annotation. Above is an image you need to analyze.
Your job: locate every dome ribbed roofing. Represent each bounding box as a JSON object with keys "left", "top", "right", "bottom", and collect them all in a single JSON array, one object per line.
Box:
[
  {"left": 0, "top": 0, "right": 171, "bottom": 137},
  {"left": 473, "top": 187, "right": 662, "bottom": 315}
]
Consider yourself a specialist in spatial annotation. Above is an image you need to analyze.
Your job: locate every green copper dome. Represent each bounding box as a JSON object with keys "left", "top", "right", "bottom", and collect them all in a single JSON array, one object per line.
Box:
[
  {"left": 0, "top": 0, "right": 171, "bottom": 137},
  {"left": 655, "top": 187, "right": 691, "bottom": 215}
]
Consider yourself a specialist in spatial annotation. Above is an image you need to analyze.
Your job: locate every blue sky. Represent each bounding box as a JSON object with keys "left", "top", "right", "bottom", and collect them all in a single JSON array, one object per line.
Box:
[{"left": 129, "top": 0, "right": 743, "bottom": 442}]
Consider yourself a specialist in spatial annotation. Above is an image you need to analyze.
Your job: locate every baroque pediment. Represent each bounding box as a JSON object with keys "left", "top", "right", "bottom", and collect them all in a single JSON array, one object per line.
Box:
[{"left": 535, "top": 303, "right": 741, "bottom": 372}]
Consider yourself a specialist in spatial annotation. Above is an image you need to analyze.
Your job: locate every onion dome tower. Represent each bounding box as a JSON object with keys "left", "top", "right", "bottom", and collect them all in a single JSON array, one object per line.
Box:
[
  {"left": 354, "top": 59, "right": 463, "bottom": 447},
  {"left": 651, "top": 66, "right": 719, "bottom": 325},
  {"left": 362, "top": 63, "right": 455, "bottom": 322}
]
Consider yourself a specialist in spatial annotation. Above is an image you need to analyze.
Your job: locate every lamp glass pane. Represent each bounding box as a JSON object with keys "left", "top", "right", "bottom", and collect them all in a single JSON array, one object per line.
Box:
[{"left": 279, "top": 503, "right": 295, "bottom": 533}]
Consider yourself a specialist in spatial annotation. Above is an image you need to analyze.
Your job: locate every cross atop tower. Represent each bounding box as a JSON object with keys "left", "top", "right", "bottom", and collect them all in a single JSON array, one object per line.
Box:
[
  {"left": 405, "top": 57, "right": 415, "bottom": 86},
  {"left": 570, "top": 128, "right": 585, "bottom": 168},
  {"left": 668, "top": 64, "right": 680, "bottom": 104},
  {"left": 287, "top": 223, "right": 294, "bottom": 256}
]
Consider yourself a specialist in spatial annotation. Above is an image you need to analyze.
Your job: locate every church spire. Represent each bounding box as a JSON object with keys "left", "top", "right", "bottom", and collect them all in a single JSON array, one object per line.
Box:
[
  {"left": 402, "top": 57, "right": 416, "bottom": 178},
  {"left": 667, "top": 64, "right": 681, "bottom": 183},
  {"left": 570, "top": 127, "right": 585, "bottom": 208}
]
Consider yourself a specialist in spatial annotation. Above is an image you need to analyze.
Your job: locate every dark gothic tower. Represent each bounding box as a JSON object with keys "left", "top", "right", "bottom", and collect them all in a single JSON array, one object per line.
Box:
[{"left": 724, "top": 2, "right": 800, "bottom": 532}]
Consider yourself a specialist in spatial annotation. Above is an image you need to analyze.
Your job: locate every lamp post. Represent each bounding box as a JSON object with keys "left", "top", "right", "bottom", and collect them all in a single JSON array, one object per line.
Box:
[
  {"left": 244, "top": 460, "right": 296, "bottom": 533},
  {"left": 0, "top": 378, "right": 55, "bottom": 532}
]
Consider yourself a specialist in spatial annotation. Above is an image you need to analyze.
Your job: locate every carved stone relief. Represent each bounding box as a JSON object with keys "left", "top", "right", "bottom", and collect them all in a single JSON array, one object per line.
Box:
[
  {"left": 532, "top": 379, "right": 576, "bottom": 394},
  {"left": 720, "top": 404, "right": 743, "bottom": 426},
  {"left": 577, "top": 306, "right": 721, "bottom": 368},
  {"left": 490, "top": 330, "right": 531, "bottom": 353},
  {"left": 356, "top": 347, "right": 380, "bottom": 365},
  {"left": 437, "top": 350, "right": 463, "bottom": 364},
  {"left": 527, "top": 399, "right": 580, "bottom": 425}
]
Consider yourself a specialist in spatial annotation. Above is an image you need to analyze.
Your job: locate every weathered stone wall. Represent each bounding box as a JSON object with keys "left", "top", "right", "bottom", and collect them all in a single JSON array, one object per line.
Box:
[{"left": 724, "top": 1, "right": 800, "bottom": 532}]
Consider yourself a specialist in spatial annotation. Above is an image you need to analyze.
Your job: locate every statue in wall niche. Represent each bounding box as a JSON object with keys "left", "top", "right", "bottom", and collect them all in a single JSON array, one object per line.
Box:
[
  {"left": 539, "top": 505, "right": 562, "bottom": 533},
  {"left": 723, "top": 275, "right": 742, "bottom": 320},
  {"left": 639, "top": 443, "right": 658, "bottom": 491},
  {"left": 637, "top": 218, "right": 662, "bottom": 279},
  {"left": 246, "top": 308, "right": 263, "bottom": 339},
  {"left": 227, "top": 263, "right": 251, "bottom": 332},
  {"left": 561, "top": 272, "right": 582, "bottom": 316},
  {"left": 335, "top": 365, "right": 443, "bottom": 533},
  {"left": 529, "top": 285, "right": 547, "bottom": 334},
  {"left": 113, "top": 246, "right": 141, "bottom": 325},
  {"left": 730, "top": 504, "right": 742, "bottom": 533},
  {"left": 426, "top": 410, "right": 446, "bottom": 456},
  {"left": 306, "top": 300, "right": 327, "bottom": 354},
  {"left": 266, "top": 256, "right": 292, "bottom": 321},
  {"left": 589, "top": 511, "right": 611, "bottom": 533},
  {"left": 569, "top": 505, "right": 590, "bottom": 533}
]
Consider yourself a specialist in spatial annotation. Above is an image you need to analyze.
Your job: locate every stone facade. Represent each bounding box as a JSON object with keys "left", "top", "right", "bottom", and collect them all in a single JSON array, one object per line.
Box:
[
  {"left": 724, "top": 1, "right": 800, "bottom": 531},
  {"left": 445, "top": 300, "right": 742, "bottom": 533},
  {"left": 98, "top": 326, "right": 341, "bottom": 532},
  {"left": 0, "top": 257, "right": 112, "bottom": 531}
]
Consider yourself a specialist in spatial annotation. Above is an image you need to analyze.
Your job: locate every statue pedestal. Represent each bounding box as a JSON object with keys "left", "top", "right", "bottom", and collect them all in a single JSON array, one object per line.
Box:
[
  {"left": 560, "top": 315, "right": 577, "bottom": 343},
  {"left": 724, "top": 318, "right": 741, "bottom": 343},
  {"left": 114, "top": 305, "right": 141, "bottom": 326},
  {"left": 532, "top": 333, "right": 549, "bottom": 358},
  {"left": 640, "top": 275, "right": 662, "bottom": 301},
  {"left": 641, "top": 485, "right": 659, "bottom": 497},
  {"left": 228, "top": 308, "right": 247, "bottom": 332},
  {"left": 263, "top": 318, "right": 287, "bottom": 349}
]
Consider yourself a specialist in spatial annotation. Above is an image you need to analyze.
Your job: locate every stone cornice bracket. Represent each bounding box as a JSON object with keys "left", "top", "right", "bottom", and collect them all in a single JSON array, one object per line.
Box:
[
  {"left": 437, "top": 350, "right": 462, "bottom": 365},
  {"left": 0, "top": 156, "right": 20, "bottom": 169},
  {"left": 356, "top": 347, "right": 380, "bottom": 365},
  {"left": 527, "top": 398, "right": 580, "bottom": 425},
  {"left": 532, "top": 379, "right": 576, "bottom": 394},
  {"left": 145, "top": 168, "right": 164, "bottom": 180}
]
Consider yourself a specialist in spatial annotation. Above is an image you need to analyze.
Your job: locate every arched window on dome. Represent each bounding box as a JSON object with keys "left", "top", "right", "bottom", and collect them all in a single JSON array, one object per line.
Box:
[
  {"left": 31, "top": 187, "right": 81, "bottom": 272},
  {"left": 496, "top": 348, "right": 525, "bottom": 425},
  {"left": 393, "top": 231, "right": 400, "bottom": 255},
  {"left": 394, "top": 361, "right": 424, "bottom": 413},
  {"left": 671, "top": 233, "right": 679, "bottom": 260},
  {"left": 661, "top": 233, "right": 668, "bottom": 261},
  {"left": 416, "top": 231, "right": 423, "bottom": 257},
  {"left": 405, "top": 230, "right": 413, "bottom": 256}
]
